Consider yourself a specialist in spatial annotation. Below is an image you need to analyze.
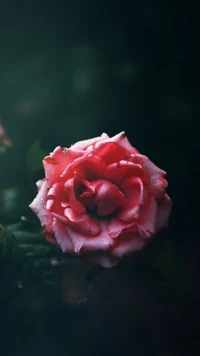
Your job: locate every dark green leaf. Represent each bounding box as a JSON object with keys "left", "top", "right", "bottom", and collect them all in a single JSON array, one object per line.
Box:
[{"left": 1, "top": 221, "right": 62, "bottom": 306}]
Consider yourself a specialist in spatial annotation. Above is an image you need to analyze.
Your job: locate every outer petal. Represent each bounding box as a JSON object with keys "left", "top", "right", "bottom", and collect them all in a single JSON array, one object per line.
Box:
[
  {"left": 108, "top": 217, "right": 138, "bottom": 238},
  {"left": 70, "top": 133, "right": 109, "bottom": 150},
  {"left": 43, "top": 146, "right": 85, "bottom": 185},
  {"left": 111, "top": 233, "right": 146, "bottom": 258},
  {"left": 117, "top": 176, "right": 146, "bottom": 222},
  {"left": 66, "top": 220, "right": 114, "bottom": 254},
  {"left": 52, "top": 218, "right": 74, "bottom": 253},
  {"left": 130, "top": 154, "right": 168, "bottom": 198},
  {"left": 137, "top": 197, "right": 157, "bottom": 238},
  {"left": 52, "top": 210, "right": 100, "bottom": 237},
  {"left": 156, "top": 194, "right": 172, "bottom": 232},
  {"left": 109, "top": 131, "right": 139, "bottom": 153},
  {"left": 91, "top": 131, "right": 138, "bottom": 153},
  {"left": 44, "top": 230, "right": 59, "bottom": 246},
  {"left": 36, "top": 179, "right": 44, "bottom": 191},
  {"left": 87, "top": 141, "right": 129, "bottom": 164},
  {"left": 29, "top": 180, "right": 53, "bottom": 233},
  {"left": 105, "top": 161, "right": 148, "bottom": 185}
]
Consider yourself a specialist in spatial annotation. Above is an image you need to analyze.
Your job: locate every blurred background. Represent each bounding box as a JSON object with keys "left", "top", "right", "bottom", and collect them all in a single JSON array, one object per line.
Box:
[{"left": 0, "top": 1, "right": 199, "bottom": 355}]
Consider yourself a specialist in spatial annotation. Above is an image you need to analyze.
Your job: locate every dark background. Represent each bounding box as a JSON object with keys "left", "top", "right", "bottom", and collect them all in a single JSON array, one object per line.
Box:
[{"left": 0, "top": 1, "right": 199, "bottom": 355}]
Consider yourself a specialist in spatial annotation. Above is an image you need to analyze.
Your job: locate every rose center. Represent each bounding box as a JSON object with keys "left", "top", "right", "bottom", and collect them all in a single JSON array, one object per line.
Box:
[{"left": 79, "top": 179, "right": 126, "bottom": 217}]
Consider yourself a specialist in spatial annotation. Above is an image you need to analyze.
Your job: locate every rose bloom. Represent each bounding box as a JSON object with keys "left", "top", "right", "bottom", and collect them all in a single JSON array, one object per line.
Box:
[{"left": 30, "top": 132, "right": 172, "bottom": 267}]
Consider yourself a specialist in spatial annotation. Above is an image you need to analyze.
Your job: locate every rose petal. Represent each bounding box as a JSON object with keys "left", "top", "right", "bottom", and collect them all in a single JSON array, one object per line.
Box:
[
  {"left": 45, "top": 198, "right": 55, "bottom": 211},
  {"left": 52, "top": 210, "right": 100, "bottom": 238},
  {"left": 80, "top": 179, "right": 96, "bottom": 195},
  {"left": 64, "top": 178, "right": 86, "bottom": 214},
  {"left": 45, "top": 182, "right": 66, "bottom": 212},
  {"left": 79, "top": 179, "right": 96, "bottom": 210},
  {"left": 117, "top": 176, "right": 146, "bottom": 222},
  {"left": 90, "top": 131, "right": 138, "bottom": 154},
  {"left": 88, "top": 141, "right": 129, "bottom": 164},
  {"left": 83, "top": 179, "right": 126, "bottom": 216},
  {"left": 51, "top": 212, "right": 69, "bottom": 225},
  {"left": 79, "top": 180, "right": 96, "bottom": 210},
  {"left": 130, "top": 154, "right": 168, "bottom": 198},
  {"left": 95, "top": 180, "right": 126, "bottom": 216},
  {"left": 108, "top": 132, "right": 139, "bottom": 153},
  {"left": 137, "top": 197, "right": 157, "bottom": 238},
  {"left": 61, "top": 153, "right": 106, "bottom": 181},
  {"left": 64, "top": 208, "right": 100, "bottom": 236},
  {"left": 66, "top": 220, "right": 114, "bottom": 254},
  {"left": 111, "top": 233, "right": 146, "bottom": 258},
  {"left": 105, "top": 161, "right": 147, "bottom": 185},
  {"left": 36, "top": 179, "right": 44, "bottom": 191},
  {"left": 43, "top": 146, "right": 85, "bottom": 185},
  {"left": 70, "top": 133, "right": 109, "bottom": 150},
  {"left": 156, "top": 194, "right": 172, "bottom": 232},
  {"left": 52, "top": 217, "right": 74, "bottom": 253},
  {"left": 47, "top": 182, "right": 63, "bottom": 198},
  {"left": 44, "top": 230, "right": 59, "bottom": 246},
  {"left": 45, "top": 182, "right": 68, "bottom": 219},
  {"left": 29, "top": 180, "right": 53, "bottom": 233},
  {"left": 108, "top": 217, "right": 138, "bottom": 238}
]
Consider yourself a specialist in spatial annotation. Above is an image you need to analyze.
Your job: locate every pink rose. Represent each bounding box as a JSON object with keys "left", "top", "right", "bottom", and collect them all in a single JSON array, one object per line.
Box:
[{"left": 29, "top": 132, "right": 172, "bottom": 268}]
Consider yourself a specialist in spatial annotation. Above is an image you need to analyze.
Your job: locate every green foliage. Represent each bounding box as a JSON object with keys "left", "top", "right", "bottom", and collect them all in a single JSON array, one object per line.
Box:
[
  {"left": 0, "top": 224, "right": 19, "bottom": 280},
  {"left": 26, "top": 139, "right": 48, "bottom": 173},
  {"left": 1, "top": 220, "right": 189, "bottom": 308},
  {"left": 0, "top": 221, "right": 63, "bottom": 313}
]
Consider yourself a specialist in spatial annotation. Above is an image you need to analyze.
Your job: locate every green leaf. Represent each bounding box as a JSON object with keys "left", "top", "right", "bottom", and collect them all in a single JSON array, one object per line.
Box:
[
  {"left": 26, "top": 139, "right": 48, "bottom": 172},
  {"left": 0, "top": 224, "right": 17, "bottom": 265},
  {"left": 0, "top": 224, "right": 22, "bottom": 287},
  {"left": 1, "top": 221, "right": 63, "bottom": 306}
]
